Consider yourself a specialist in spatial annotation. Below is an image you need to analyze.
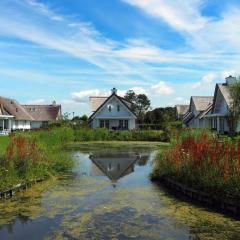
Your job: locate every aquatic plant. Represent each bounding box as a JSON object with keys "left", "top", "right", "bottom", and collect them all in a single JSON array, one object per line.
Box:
[
  {"left": 153, "top": 131, "right": 240, "bottom": 197},
  {"left": 0, "top": 130, "right": 74, "bottom": 191}
]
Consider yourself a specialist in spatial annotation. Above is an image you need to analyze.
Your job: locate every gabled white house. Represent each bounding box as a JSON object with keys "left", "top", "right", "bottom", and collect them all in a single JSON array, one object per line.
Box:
[
  {"left": 183, "top": 96, "right": 213, "bottom": 128},
  {"left": 205, "top": 76, "right": 240, "bottom": 133},
  {"left": 89, "top": 88, "right": 137, "bottom": 130}
]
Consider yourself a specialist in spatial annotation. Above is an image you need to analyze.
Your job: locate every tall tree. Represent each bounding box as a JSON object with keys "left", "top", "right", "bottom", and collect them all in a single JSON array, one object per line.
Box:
[
  {"left": 124, "top": 90, "right": 151, "bottom": 121},
  {"left": 228, "top": 78, "right": 240, "bottom": 134}
]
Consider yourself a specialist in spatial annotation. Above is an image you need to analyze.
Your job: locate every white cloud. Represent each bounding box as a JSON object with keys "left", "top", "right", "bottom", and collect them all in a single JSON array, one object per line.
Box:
[
  {"left": 122, "top": 0, "right": 207, "bottom": 32},
  {"left": 151, "top": 81, "right": 174, "bottom": 95},
  {"left": 221, "top": 70, "right": 237, "bottom": 80},
  {"left": 192, "top": 73, "right": 217, "bottom": 89},
  {"left": 71, "top": 89, "right": 109, "bottom": 103}
]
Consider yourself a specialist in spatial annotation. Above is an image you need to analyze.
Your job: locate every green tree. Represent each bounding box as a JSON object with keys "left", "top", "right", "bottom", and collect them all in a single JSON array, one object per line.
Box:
[
  {"left": 227, "top": 78, "right": 240, "bottom": 135},
  {"left": 124, "top": 90, "right": 151, "bottom": 121}
]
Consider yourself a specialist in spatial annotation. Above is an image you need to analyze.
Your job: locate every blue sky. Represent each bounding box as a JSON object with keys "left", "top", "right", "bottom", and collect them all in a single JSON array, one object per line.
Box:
[{"left": 0, "top": 0, "right": 240, "bottom": 116}]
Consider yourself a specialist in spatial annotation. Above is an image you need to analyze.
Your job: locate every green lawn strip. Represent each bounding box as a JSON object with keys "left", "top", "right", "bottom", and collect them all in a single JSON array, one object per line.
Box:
[
  {"left": 65, "top": 141, "right": 170, "bottom": 149},
  {"left": 0, "top": 136, "right": 9, "bottom": 155}
]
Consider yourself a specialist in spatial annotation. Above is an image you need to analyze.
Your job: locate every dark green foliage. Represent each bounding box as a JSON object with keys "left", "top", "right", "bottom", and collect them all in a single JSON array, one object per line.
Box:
[
  {"left": 143, "top": 107, "right": 178, "bottom": 131},
  {"left": 228, "top": 80, "right": 240, "bottom": 134},
  {"left": 124, "top": 90, "right": 151, "bottom": 121},
  {"left": 73, "top": 128, "right": 168, "bottom": 142}
]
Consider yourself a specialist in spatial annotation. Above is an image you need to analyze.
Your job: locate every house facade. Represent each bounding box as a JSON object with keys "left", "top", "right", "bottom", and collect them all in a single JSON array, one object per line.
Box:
[
  {"left": 182, "top": 76, "right": 240, "bottom": 134},
  {"left": 22, "top": 101, "right": 62, "bottom": 129},
  {"left": 183, "top": 96, "right": 213, "bottom": 128},
  {"left": 89, "top": 88, "right": 137, "bottom": 130},
  {"left": 204, "top": 76, "right": 240, "bottom": 133},
  {"left": 0, "top": 97, "right": 61, "bottom": 135}
]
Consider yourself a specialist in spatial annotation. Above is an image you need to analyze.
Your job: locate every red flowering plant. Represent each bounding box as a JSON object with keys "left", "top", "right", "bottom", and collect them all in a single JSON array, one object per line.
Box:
[
  {"left": 153, "top": 131, "right": 240, "bottom": 197},
  {"left": 4, "top": 134, "right": 45, "bottom": 181}
]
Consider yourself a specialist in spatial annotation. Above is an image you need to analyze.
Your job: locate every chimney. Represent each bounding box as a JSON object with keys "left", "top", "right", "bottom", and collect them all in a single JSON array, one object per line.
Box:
[
  {"left": 226, "top": 75, "right": 237, "bottom": 85},
  {"left": 52, "top": 100, "right": 56, "bottom": 106},
  {"left": 111, "top": 87, "right": 117, "bottom": 95}
]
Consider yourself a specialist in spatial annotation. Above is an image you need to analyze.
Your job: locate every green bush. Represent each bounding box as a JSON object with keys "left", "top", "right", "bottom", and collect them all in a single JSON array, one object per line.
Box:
[{"left": 73, "top": 128, "right": 168, "bottom": 142}]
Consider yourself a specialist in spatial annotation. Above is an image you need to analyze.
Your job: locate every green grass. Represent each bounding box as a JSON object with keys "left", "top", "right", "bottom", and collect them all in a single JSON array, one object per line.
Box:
[
  {"left": 0, "top": 128, "right": 74, "bottom": 192},
  {"left": 66, "top": 141, "right": 170, "bottom": 149},
  {"left": 0, "top": 127, "right": 170, "bottom": 192},
  {"left": 0, "top": 136, "right": 9, "bottom": 156}
]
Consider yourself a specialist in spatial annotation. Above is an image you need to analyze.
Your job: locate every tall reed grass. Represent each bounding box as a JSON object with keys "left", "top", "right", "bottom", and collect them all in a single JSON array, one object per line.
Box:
[{"left": 153, "top": 130, "right": 240, "bottom": 197}]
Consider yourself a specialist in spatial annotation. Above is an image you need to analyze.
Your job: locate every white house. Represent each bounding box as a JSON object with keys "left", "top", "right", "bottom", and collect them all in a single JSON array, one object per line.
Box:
[
  {"left": 89, "top": 88, "right": 137, "bottom": 130},
  {"left": 183, "top": 96, "right": 213, "bottom": 128},
  {"left": 204, "top": 76, "right": 240, "bottom": 133},
  {"left": 0, "top": 97, "right": 61, "bottom": 134},
  {"left": 22, "top": 101, "right": 62, "bottom": 129}
]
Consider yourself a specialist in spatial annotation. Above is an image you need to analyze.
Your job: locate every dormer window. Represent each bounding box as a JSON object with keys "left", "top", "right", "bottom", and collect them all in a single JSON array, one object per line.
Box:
[
  {"left": 108, "top": 105, "right": 111, "bottom": 112},
  {"left": 117, "top": 105, "right": 120, "bottom": 112}
]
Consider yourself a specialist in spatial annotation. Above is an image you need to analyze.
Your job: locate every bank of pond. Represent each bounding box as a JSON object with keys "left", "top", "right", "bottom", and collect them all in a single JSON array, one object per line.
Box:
[
  {"left": 152, "top": 130, "right": 240, "bottom": 215},
  {"left": 0, "top": 127, "right": 168, "bottom": 192},
  {"left": 1, "top": 142, "right": 240, "bottom": 239},
  {"left": 0, "top": 127, "right": 240, "bottom": 217}
]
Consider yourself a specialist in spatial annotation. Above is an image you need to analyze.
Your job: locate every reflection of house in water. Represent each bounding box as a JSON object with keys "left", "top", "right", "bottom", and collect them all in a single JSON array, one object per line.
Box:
[{"left": 90, "top": 153, "right": 139, "bottom": 182}]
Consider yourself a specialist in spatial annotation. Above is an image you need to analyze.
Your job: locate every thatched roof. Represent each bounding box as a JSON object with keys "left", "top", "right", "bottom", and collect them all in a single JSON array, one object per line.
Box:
[
  {"left": 191, "top": 96, "right": 213, "bottom": 111},
  {"left": 0, "top": 97, "right": 34, "bottom": 120},
  {"left": 176, "top": 105, "right": 189, "bottom": 115},
  {"left": 22, "top": 104, "right": 61, "bottom": 121}
]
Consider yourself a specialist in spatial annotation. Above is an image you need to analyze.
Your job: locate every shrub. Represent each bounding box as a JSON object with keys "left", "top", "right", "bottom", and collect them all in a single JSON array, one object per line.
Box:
[
  {"left": 73, "top": 128, "right": 168, "bottom": 142},
  {"left": 153, "top": 131, "right": 240, "bottom": 197}
]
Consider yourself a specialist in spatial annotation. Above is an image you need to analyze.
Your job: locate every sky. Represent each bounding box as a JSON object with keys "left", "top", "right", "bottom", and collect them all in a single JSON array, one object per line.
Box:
[{"left": 0, "top": 0, "right": 240, "bottom": 116}]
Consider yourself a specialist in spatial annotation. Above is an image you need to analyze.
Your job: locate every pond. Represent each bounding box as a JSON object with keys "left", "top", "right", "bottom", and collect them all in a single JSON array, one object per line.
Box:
[{"left": 0, "top": 144, "right": 240, "bottom": 240}]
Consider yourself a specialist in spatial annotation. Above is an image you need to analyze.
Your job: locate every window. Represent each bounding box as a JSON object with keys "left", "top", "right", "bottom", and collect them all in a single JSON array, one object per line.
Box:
[
  {"left": 100, "top": 120, "right": 104, "bottom": 128},
  {"left": 124, "top": 120, "right": 129, "bottom": 130},
  {"left": 108, "top": 105, "right": 111, "bottom": 112},
  {"left": 117, "top": 105, "right": 120, "bottom": 112},
  {"left": 119, "top": 120, "right": 123, "bottom": 129}
]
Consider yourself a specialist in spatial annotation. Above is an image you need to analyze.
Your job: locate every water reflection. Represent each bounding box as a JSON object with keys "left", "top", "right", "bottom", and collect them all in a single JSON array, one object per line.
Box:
[{"left": 90, "top": 153, "right": 140, "bottom": 182}]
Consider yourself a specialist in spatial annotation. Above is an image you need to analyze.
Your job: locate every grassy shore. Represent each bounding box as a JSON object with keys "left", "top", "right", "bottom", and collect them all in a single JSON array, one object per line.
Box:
[
  {"left": 0, "top": 128, "right": 74, "bottom": 191},
  {"left": 152, "top": 130, "right": 240, "bottom": 198},
  {"left": 65, "top": 140, "right": 169, "bottom": 149},
  {"left": 0, "top": 127, "right": 168, "bottom": 192}
]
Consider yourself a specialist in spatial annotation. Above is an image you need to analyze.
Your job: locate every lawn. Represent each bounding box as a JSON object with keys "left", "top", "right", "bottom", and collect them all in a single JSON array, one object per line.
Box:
[{"left": 0, "top": 136, "right": 9, "bottom": 156}]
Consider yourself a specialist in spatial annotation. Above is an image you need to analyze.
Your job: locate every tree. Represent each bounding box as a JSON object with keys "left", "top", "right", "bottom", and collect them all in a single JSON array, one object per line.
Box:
[
  {"left": 124, "top": 90, "right": 151, "bottom": 121},
  {"left": 227, "top": 78, "right": 240, "bottom": 135},
  {"left": 144, "top": 107, "right": 176, "bottom": 129}
]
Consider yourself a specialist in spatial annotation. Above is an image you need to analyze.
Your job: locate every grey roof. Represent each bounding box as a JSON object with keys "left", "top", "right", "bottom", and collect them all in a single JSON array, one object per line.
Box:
[
  {"left": 191, "top": 96, "right": 213, "bottom": 111},
  {"left": 22, "top": 104, "right": 61, "bottom": 121},
  {"left": 176, "top": 105, "right": 189, "bottom": 115},
  {"left": 183, "top": 111, "right": 194, "bottom": 124},
  {"left": 198, "top": 103, "right": 213, "bottom": 119},
  {"left": 218, "top": 84, "right": 232, "bottom": 107},
  {"left": 0, "top": 97, "right": 34, "bottom": 120}
]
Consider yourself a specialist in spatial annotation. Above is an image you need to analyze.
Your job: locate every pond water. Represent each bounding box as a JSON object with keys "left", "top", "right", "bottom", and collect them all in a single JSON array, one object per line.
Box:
[{"left": 0, "top": 144, "right": 240, "bottom": 240}]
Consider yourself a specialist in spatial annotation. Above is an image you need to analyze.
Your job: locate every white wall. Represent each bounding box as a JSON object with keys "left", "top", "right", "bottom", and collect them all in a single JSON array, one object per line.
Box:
[
  {"left": 95, "top": 96, "right": 135, "bottom": 119},
  {"left": 12, "top": 120, "right": 31, "bottom": 130},
  {"left": 90, "top": 95, "right": 136, "bottom": 130}
]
